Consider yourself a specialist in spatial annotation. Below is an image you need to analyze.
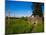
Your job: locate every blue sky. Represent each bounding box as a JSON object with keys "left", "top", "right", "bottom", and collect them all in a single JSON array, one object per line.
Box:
[{"left": 5, "top": 0, "right": 44, "bottom": 17}]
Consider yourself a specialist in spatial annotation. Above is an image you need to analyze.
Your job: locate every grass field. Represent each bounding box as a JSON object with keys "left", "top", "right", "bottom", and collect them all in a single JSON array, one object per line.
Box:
[{"left": 5, "top": 17, "right": 44, "bottom": 34}]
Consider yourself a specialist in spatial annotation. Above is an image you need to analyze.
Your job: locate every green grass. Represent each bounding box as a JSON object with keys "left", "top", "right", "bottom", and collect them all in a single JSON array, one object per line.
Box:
[
  {"left": 5, "top": 18, "right": 44, "bottom": 34},
  {"left": 6, "top": 19, "right": 32, "bottom": 34},
  {"left": 31, "top": 21, "right": 44, "bottom": 32},
  {"left": 35, "top": 23, "right": 44, "bottom": 32}
]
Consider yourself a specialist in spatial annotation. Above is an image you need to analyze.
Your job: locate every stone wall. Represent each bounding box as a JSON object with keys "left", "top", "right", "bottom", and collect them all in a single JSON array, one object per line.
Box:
[{"left": 28, "top": 15, "right": 42, "bottom": 25}]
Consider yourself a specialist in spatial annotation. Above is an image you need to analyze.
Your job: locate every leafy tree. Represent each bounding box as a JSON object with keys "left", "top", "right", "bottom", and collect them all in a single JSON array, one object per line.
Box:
[
  {"left": 20, "top": 16, "right": 28, "bottom": 21},
  {"left": 32, "top": 2, "right": 43, "bottom": 17}
]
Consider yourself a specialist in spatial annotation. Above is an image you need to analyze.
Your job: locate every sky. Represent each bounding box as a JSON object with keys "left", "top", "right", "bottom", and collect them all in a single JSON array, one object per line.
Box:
[{"left": 5, "top": 0, "right": 44, "bottom": 17}]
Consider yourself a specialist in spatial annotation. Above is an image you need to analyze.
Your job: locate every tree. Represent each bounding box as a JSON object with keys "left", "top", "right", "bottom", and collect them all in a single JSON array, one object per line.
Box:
[{"left": 32, "top": 2, "right": 43, "bottom": 17}]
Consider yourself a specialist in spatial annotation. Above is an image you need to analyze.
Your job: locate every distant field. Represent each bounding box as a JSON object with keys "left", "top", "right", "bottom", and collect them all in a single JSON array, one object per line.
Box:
[{"left": 5, "top": 17, "right": 44, "bottom": 34}]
